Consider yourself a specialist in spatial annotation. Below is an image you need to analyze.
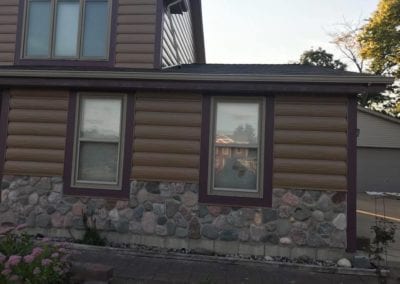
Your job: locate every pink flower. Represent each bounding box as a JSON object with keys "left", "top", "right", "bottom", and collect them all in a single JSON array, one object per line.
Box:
[
  {"left": 1, "top": 269, "right": 11, "bottom": 276},
  {"left": 51, "top": 252, "right": 59, "bottom": 259},
  {"left": 41, "top": 258, "right": 52, "bottom": 267},
  {"left": 23, "top": 254, "right": 35, "bottom": 264},
  {"left": 58, "top": 248, "right": 67, "bottom": 254},
  {"left": 31, "top": 247, "right": 43, "bottom": 257},
  {"left": 7, "top": 255, "right": 21, "bottom": 267},
  {"left": 33, "top": 267, "right": 41, "bottom": 275},
  {"left": 41, "top": 237, "right": 51, "bottom": 243}
]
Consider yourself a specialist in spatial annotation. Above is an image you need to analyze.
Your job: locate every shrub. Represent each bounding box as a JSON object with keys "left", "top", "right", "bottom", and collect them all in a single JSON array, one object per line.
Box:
[{"left": 0, "top": 225, "right": 70, "bottom": 284}]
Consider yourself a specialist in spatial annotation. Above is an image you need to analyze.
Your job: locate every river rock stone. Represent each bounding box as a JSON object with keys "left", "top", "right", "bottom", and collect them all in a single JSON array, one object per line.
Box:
[
  {"left": 157, "top": 216, "right": 168, "bottom": 226},
  {"left": 207, "top": 206, "right": 222, "bottom": 217},
  {"left": 129, "top": 221, "right": 142, "bottom": 234},
  {"left": 166, "top": 199, "right": 180, "bottom": 218},
  {"left": 317, "top": 222, "right": 335, "bottom": 237},
  {"left": 317, "top": 194, "right": 333, "bottom": 212},
  {"left": 238, "top": 229, "right": 250, "bottom": 242},
  {"left": 282, "top": 192, "right": 300, "bottom": 207},
  {"left": 189, "top": 217, "right": 201, "bottom": 239},
  {"left": 201, "top": 224, "right": 219, "bottom": 240},
  {"left": 108, "top": 209, "right": 119, "bottom": 222},
  {"left": 174, "top": 212, "right": 187, "bottom": 228},
  {"left": 250, "top": 224, "right": 266, "bottom": 242},
  {"left": 133, "top": 206, "right": 144, "bottom": 221},
  {"left": 175, "top": 227, "right": 188, "bottom": 238},
  {"left": 332, "top": 213, "right": 346, "bottom": 230},
  {"left": 280, "top": 237, "right": 292, "bottom": 245},
  {"left": 153, "top": 203, "right": 165, "bottom": 216},
  {"left": 312, "top": 210, "right": 325, "bottom": 222},
  {"left": 277, "top": 219, "right": 291, "bottom": 236},
  {"left": 337, "top": 258, "right": 352, "bottom": 268},
  {"left": 220, "top": 229, "right": 238, "bottom": 241},
  {"left": 28, "top": 193, "right": 39, "bottom": 206},
  {"left": 293, "top": 206, "right": 311, "bottom": 221},
  {"left": 166, "top": 221, "right": 176, "bottom": 235},
  {"left": 142, "top": 212, "right": 156, "bottom": 234},
  {"left": 262, "top": 208, "right": 278, "bottom": 223},
  {"left": 182, "top": 191, "right": 197, "bottom": 207},
  {"left": 36, "top": 214, "right": 50, "bottom": 228},
  {"left": 290, "top": 229, "right": 307, "bottom": 246},
  {"left": 145, "top": 182, "right": 160, "bottom": 194}
]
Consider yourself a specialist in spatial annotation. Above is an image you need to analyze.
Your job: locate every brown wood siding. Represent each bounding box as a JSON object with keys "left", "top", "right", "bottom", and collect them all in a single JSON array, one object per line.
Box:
[
  {"left": 3, "top": 89, "right": 68, "bottom": 176},
  {"left": 0, "top": 0, "right": 18, "bottom": 65},
  {"left": 115, "top": 0, "right": 157, "bottom": 68},
  {"left": 132, "top": 92, "right": 201, "bottom": 182},
  {"left": 273, "top": 95, "right": 349, "bottom": 191},
  {"left": 162, "top": 0, "right": 196, "bottom": 67}
]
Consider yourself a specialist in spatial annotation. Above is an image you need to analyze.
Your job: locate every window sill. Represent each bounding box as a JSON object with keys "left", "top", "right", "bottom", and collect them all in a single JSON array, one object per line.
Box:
[
  {"left": 63, "top": 186, "right": 129, "bottom": 199},
  {"left": 15, "top": 58, "right": 114, "bottom": 68}
]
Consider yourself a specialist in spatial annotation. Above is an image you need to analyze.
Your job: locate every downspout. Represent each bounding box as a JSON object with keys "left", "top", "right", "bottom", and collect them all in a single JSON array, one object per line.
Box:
[{"left": 166, "top": 0, "right": 183, "bottom": 66}]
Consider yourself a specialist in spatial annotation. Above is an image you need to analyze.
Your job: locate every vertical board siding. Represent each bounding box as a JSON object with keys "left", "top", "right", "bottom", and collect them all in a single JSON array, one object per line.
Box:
[
  {"left": 0, "top": 0, "right": 18, "bottom": 65},
  {"left": 115, "top": 0, "right": 157, "bottom": 68},
  {"left": 3, "top": 89, "right": 68, "bottom": 176},
  {"left": 162, "top": 0, "right": 196, "bottom": 67},
  {"left": 132, "top": 92, "right": 201, "bottom": 182},
  {"left": 273, "top": 95, "right": 349, "bottom": 191}
]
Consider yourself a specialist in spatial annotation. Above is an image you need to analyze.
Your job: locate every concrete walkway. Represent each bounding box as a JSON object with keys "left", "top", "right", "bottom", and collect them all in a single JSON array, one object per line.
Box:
[{"left": 70, "top": 246, "right": 393, "bottom": 284}]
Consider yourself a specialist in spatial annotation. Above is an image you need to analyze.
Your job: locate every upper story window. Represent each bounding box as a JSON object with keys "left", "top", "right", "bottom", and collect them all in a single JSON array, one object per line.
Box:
[{"left": 24, "top": 0, "right": 111, "bottom": 60}]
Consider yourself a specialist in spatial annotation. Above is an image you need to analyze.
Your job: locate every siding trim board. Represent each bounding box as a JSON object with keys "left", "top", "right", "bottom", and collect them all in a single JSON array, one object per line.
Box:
[
  {"left": 0, "top": 91, "right": 10, "bottom": 199},
  {"left": 199, "top": 94, "right": 273, "bottom": 208},
  {"left": 63, "top": 92, "right": 134, "bottom": 199},
  {"left": 346, "top": 95, "right": 357, "bottom": 253}
]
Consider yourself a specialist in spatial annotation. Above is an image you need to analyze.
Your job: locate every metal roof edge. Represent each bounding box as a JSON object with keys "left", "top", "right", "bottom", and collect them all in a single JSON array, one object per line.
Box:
[
  {"left": 0, "top": 69, "right": 394, "bottom": 85},
  {"left": 358, "top": 106, "right": 400, "bottom": 125}
]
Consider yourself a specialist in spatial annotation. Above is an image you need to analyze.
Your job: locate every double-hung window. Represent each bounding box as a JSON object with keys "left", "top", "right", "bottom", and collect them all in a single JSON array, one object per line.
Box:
[
  {"left": 72, "top": 94, "right": 126, "bottom": 190},
  {"left": 24, "top": 0, "right": 111, "bottom": 59},
  {"left": 209, "top": 97, "right": 265, "bottom": 198}
]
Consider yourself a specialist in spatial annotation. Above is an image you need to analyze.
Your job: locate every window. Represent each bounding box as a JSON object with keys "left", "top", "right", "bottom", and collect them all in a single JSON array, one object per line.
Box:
[
  {"left": 23, "top": 0, "right": 111, "bottom": 60},
  {"left": 199, "top": 95, "right": 273, "bottom": 207},
  {"left": 72, "top": 94, "right": 126, "bottom": 190},
  {"left": 209, "top": 98, "right": 265, "bottom": 198}
]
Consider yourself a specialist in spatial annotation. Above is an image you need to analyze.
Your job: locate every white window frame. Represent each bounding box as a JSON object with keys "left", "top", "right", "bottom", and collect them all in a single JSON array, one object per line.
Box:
[
  {"left": 71, "top": 93, "right": 127, "bottom": 190},
  {"left": 22, "top": 0, "right": 112, "bottom": 60},
  {"left": 208, "top": 97, "right": 266, "bottom": 198}
]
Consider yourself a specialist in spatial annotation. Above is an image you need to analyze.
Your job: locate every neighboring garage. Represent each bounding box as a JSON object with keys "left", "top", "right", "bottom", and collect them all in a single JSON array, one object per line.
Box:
[{"left": 357, "top": 107, "right": 400, "bottom": 193}]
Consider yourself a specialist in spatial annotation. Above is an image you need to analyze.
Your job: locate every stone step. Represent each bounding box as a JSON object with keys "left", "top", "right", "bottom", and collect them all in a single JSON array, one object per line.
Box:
[{"left": 70, "top": 261, "right": 114, "bottom": 283}]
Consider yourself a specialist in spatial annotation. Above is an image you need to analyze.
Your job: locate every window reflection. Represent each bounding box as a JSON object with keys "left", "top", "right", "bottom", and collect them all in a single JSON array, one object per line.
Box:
[{"left": 212, "top": 102, "right": 260, "bottom": 192}]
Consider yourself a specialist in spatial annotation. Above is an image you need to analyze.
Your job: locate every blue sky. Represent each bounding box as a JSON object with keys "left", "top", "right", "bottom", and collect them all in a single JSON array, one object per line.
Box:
[{"left": 202, "top": 0, "right": 379, "bottom": 70}]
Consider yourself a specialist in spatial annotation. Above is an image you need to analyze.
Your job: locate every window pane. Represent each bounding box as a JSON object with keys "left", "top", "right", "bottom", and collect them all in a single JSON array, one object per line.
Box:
[
  {"left": 54, "top": 0, "right": 80, "bottom": 57},
  {"left": 80, "top": 98, "right": 122, "bottom": 140},
  {"left": 77, "top": 142, "right": 118, "bottom": 182},
  {"left": 82, "top": 0, "right": 108, "bottom": 57},
  {"left": 26, "top": 0, "right": 51, "bottom": 57},
  {"left": 214, "top": 147, "right": 258, "bottom": 191},
  {"left": 213, "top": 102, "right": 260, "bottom": 192},
  {"left": 215, "top": 102, "right": 259, "bottom": 146}
]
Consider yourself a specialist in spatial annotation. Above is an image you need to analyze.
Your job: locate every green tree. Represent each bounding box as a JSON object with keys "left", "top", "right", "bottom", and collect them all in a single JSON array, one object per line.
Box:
[
  {"left": 358, "top": 0, "right": 400, "bottom": 78},
  {"left": 299, "top": 47, "right": 347, "bottom": 70}
]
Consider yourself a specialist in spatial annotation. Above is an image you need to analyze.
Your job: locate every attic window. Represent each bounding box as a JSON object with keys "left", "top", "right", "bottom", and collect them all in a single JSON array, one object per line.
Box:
[
  {"left": 23, "top": 0, "right": 111, "bottom": 60},
  {"left": 165, "top": 0, "right": 188, "bottom": 14}
]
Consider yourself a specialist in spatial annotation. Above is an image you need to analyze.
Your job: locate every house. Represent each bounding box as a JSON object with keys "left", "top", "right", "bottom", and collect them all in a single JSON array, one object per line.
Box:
[
  {"left": 0, "top": 0, "right": 394, "bottom": 260},
  {"left": 357, "top": 107, "right": 400, "bottom": 193}
]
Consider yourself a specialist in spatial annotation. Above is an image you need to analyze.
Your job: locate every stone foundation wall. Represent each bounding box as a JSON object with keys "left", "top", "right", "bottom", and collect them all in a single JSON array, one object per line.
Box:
[{"left": 0, "top": 176, "right": 347, "bottom": 259}]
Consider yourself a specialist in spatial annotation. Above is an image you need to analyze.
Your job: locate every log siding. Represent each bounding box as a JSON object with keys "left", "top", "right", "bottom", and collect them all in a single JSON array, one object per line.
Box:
[
  {"left": 115, "top": 0, "right": 158, "bottom": 68},
  {"left": 3, "top": 89, "right": 68, "bottom": 176},
  {"left": 0, "top": 0, "right": 18, "bottom": 65},
  {"left": 273, "top": 95, "right": 349, "bottom": 191},
  {"left": 132, "top": 92, "right": 201, "bottom": 182}
]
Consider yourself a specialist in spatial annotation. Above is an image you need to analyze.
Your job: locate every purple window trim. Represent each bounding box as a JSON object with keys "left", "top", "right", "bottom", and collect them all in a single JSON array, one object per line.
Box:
[
  {"left": 0, "top": 91, "right": 10, "bottom": 202},
  {"left": 63, "top": 92, "right": 134, "bottom": 199},
  {"left": 199, "top": 94, "right": 274, "bottom": 208},
  {"left": 14, "top": 0, "right": 118, "bottom": 68},
  {"left": 154, "top": 0, "right": 165, "bottom": 69},
  {"left": 346, "top": 95, "right": 357, "bottom": 253}
]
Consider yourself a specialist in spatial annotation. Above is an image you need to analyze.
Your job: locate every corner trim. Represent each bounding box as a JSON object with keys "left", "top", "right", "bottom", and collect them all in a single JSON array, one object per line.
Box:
[
  {"left": 346, "top": 95, "right": 357, "bottom": 253},
  {"left": 0, "top": 91, "right": 10, "bottom": 201},
  {"left": 154, "top": 0, "right": 165, "bottom": 69}
]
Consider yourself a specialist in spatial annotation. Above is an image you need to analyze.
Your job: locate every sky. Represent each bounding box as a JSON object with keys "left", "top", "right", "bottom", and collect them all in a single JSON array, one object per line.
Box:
[{"left": 201, "top": 0, "right": 380, "bottom": 71}]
